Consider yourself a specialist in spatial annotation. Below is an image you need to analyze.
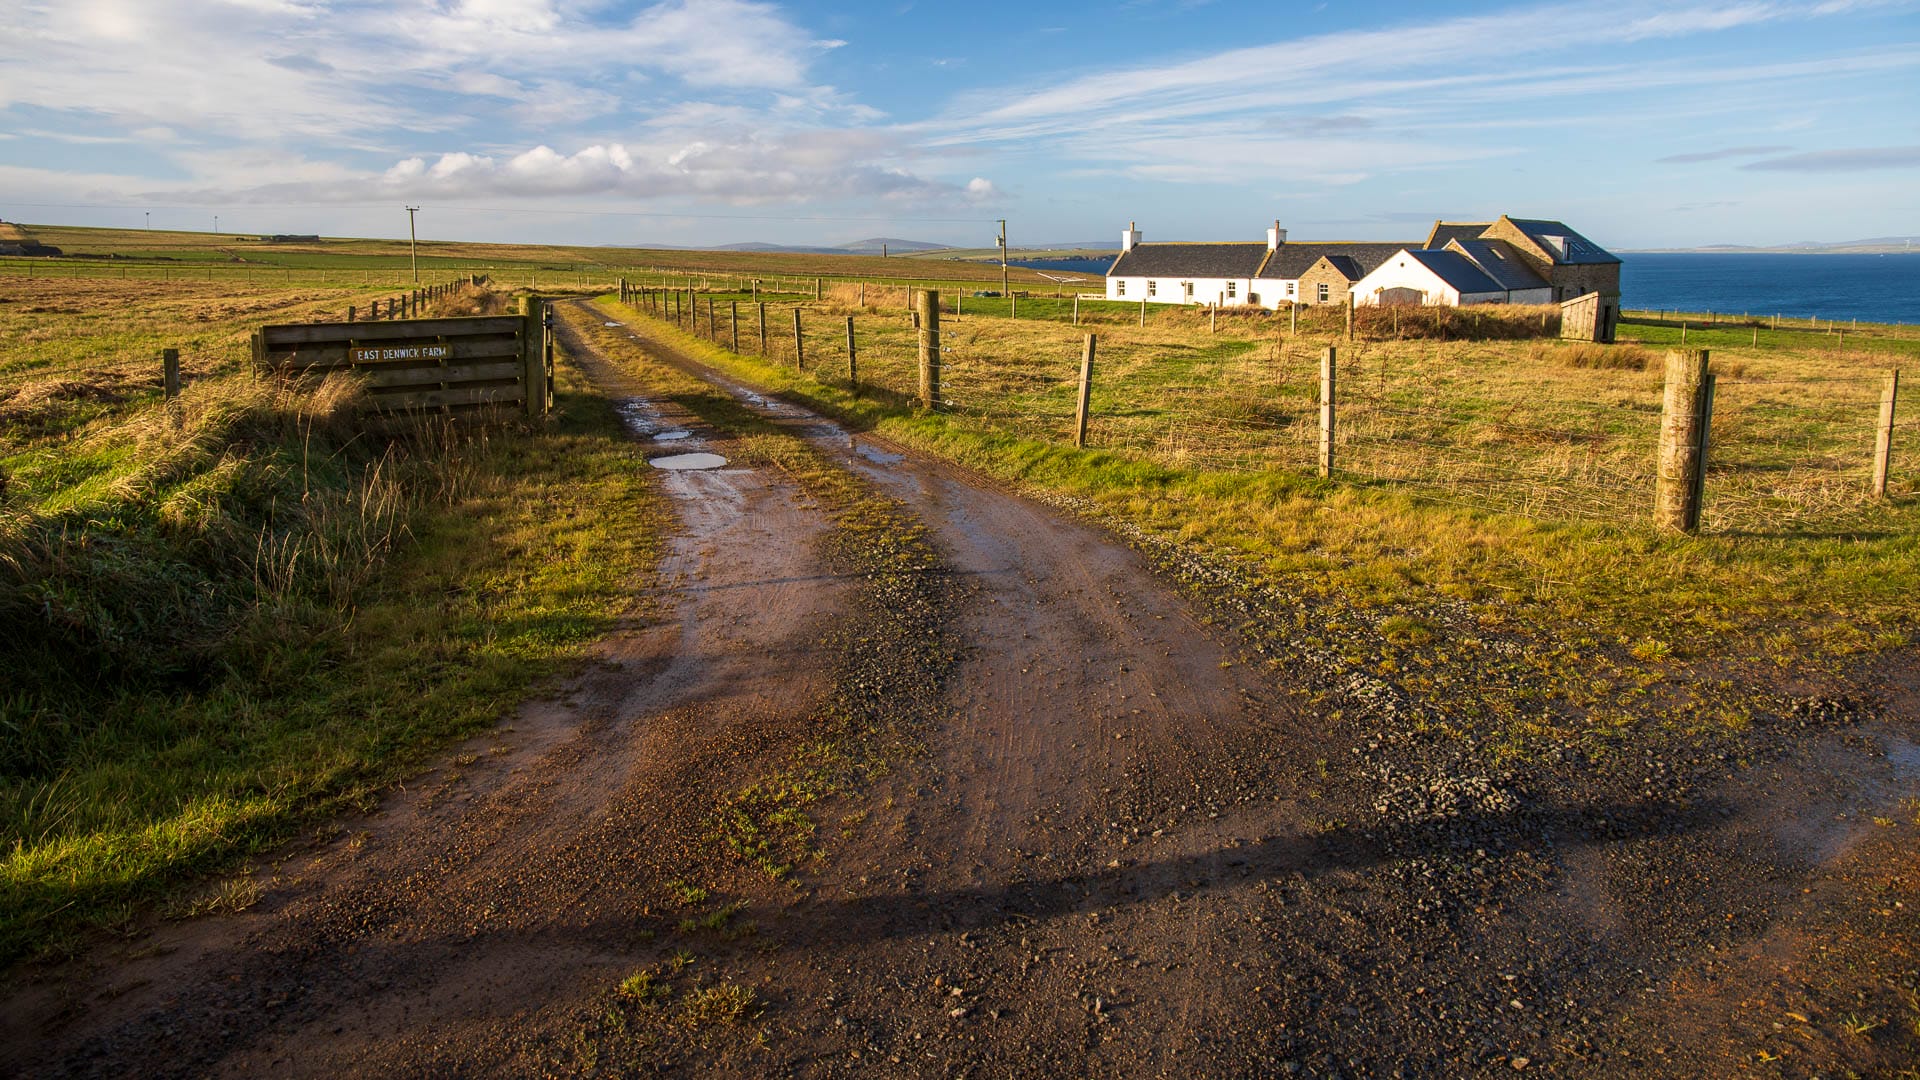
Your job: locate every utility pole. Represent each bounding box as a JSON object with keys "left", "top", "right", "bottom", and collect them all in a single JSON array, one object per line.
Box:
[
  {"left": 213, "top": 215, "right": 219, "bottom": 234},
  {"left": 406, "top": 206, "right": 421, "bottom": 283},
  {"left": 144, "top": 211, "right": 149, "bottom": 231},
  {"left": 997, "top": 219, "right": 1008, "bottom": 297}
]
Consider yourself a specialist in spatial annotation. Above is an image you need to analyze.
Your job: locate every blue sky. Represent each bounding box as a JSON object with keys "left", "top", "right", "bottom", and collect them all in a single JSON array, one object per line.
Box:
[{"left": 1, "top": 0, "right": 1916, "bottom": 249}]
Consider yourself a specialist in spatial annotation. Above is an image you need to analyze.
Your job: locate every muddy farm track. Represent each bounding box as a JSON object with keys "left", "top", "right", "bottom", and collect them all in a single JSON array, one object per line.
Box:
[{"left": 6, "top": 301, "right": 1919, "bottom": 1078}]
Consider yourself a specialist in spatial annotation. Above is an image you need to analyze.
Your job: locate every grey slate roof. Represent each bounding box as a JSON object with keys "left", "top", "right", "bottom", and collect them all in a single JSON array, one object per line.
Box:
[
  {"left": 1425, "top": 222, "right": 1491, "bottom": 250},
  {"left": 1445, "top": 238, "right": 1548, "bottom": 291},
  {"left": 1106, "top": 243, "right": 1269, "bottom": 278},
  {"left": 1395, "top": 249, "right": 1504, "bottom": 295},
  {"left": 1255, "top": 242, "right": 1407, "bottom": 280},
  {"left": 1505, "top": 218, "right": 1620, "bottom": 264}
]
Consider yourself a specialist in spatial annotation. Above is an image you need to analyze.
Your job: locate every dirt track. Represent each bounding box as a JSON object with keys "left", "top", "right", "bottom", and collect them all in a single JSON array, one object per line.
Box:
[{"left": 5, "top": 302, "right": 1918, "bottom": 1078}]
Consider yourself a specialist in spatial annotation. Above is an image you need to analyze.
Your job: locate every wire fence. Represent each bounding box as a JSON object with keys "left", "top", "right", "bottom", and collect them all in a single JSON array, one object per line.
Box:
[{"left": 643, "top": 285, "right": 1913, "bottom": 534}]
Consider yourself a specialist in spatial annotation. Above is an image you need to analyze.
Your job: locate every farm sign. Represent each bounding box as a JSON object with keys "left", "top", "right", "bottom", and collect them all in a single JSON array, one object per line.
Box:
[
  {"left": 253, "top": 310, "right": 549, "bottom": 418},
  {"left": 348, "top": 343, "right": 453, "bottom": 363}
]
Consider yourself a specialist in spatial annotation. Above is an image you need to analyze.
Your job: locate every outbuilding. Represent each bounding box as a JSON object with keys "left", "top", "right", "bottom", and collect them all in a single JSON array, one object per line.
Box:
[{"left": 1350, "top": 249, "right": 1508, "bottom": 307}]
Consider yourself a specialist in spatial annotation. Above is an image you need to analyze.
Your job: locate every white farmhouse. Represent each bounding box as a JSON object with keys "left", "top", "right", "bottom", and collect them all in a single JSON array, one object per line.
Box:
[
  {"left": 1103, "top": 222, "right": 1267, "bottom": 308},
  {"left": 1104, "top": 216, "right": 1616, "bottom": 310},
  {"left": 1105, "top": 222, "right": 1406, "bottom": 310}
]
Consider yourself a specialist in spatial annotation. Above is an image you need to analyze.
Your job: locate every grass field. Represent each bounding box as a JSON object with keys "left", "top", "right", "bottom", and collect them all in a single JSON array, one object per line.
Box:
[
  {"left": 2, "top": 223, "right": 1061, "bottom": 291},
  {"left": 638, "top": 284, "right": 1918, "bottom": 533}
]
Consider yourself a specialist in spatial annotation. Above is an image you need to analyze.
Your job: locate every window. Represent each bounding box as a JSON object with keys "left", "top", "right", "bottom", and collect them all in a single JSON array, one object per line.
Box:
[
  {"left": 1316, "top": 283, "right": 1329, "bottom": 303},
  {"left": 1148, "top": 280, "right": 1158, "bottom": 297},
  {"left": 1116, "top": 280, "right": 1126, "bottom": 297},
  {"left": 1226, "top": 281, "right": 1237, "bottom": 298},
  {"left": 1183, "top": 282, "right": 1194, "bottom": 299},
  {"left": 1286, "top": 282, "right": 1297, "bottom": 296}
]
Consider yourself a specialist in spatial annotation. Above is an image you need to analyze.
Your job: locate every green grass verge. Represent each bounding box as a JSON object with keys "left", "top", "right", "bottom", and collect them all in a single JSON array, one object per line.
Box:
[{"left": 0, "top": 357, "right": 666, "bottom": 964}]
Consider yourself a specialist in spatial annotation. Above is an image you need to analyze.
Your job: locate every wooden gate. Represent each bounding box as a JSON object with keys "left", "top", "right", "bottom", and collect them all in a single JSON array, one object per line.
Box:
[{"left": 252, "top": 304, "right": 548, "bottom": 417}]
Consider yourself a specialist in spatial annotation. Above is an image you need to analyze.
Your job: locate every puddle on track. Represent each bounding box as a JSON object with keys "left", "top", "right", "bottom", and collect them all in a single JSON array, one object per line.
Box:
[
  {"left": 853, "top": 442, "right": 905, "bottom": 467},
  {"left": 650, "top": 453, "right": 729, "bottom": 471},
  {"left": 652, "top": 430, "right": 694, "bottom": 441},
  {"left": 615, "top": 398, "right": 662, "bottom": 436}
]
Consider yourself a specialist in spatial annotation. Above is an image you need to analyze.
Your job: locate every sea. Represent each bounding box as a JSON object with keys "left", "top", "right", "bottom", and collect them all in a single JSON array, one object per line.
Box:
[{"left": 1009, "top": 251, "right": 1920, "bottom": 325}]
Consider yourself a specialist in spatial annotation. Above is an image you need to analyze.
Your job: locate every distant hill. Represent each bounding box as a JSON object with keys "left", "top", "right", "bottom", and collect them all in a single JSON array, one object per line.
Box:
[
  {"left": 841, "top": 237, "right": 947, "bottom": 254},
  {"left": 1629, "top": 236, "right": 1920, "bottom": 254}
]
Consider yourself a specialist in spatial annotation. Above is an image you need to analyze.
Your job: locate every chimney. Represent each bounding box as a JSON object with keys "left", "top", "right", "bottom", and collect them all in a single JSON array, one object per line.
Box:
[
  {"left": 1266, "top": 221, "right": 1287, "bottom": 250},
  {"left": 1121, "top": 220, "right": 1141, "bottom": 253}
]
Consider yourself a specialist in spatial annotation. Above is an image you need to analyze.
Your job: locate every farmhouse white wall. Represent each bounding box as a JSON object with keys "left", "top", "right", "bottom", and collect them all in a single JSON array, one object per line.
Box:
[
  {"left": 1351, "top": 254, "right": 1504, "bottom": 306},
  {"left": 1106, "top": 275, "right": 1255, "bottom": 307}
]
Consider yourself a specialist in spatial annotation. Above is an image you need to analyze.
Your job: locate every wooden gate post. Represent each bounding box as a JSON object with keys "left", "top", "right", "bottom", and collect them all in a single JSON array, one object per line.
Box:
[
  {"left": 519, "top": 295, "right": 546, "bottom": 419},
  {"left": 542, "top": 300, "right": 554, "bottom": 413},
  {"left": 1319, "top": 346, "right": 1336, "bottom": 478},
  {"left": 1655, "top": 349, "right": 1714, "bottom": 532},
  {"left": 162, "top": 348, "right": 181, "bottom": 401},
  {"left": 792, "top": 307, "right": 805, "bottom": 370},
  {"left": 917, "top": 289, "right": 940, "bottom": 410},
  {"left": 1074, "top": 334, "right": 1097, "bottom": 448},
  {"left": 845, "top": 316, "right": 858, "bottom": 386},
  {"left": 1873, "top": 369, "right": 1900, "bottom": 498},
  {"left": 758, "top": 302, "right": 768, "bottom": 354}
]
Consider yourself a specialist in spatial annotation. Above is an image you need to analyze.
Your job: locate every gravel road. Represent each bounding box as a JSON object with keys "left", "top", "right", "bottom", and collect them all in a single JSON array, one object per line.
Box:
[{"left": 6, "top": 302, "right": 1916, "bottom": 1079}]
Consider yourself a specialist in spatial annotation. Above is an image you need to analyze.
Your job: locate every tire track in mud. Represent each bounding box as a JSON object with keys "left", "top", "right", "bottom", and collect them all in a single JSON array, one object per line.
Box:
[{"left": 11, "top": 301, "right": 1918, "bottom": 1079}]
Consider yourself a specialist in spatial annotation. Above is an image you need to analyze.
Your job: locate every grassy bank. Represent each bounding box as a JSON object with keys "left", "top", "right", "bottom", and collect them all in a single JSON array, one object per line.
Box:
[{"left": 0, "top": 303, "right": 667, "bottom": 964}]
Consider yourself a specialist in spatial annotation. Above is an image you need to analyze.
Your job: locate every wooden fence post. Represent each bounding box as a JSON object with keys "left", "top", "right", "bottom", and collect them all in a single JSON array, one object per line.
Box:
[
  {"left": 1073, "top": 295, "right": 1080, "bottom": 326},
  {"left": 1210, "top": 303, "right": 1216, "bottom": 334},
  {"left": 815, "top": 278, "right": 822, "bottom": 300},
  {"left": 1010, "top": 292, "right": 1017, "bottom": 318},
  {"left": 347, "top": 305, "right": 356, "bottom": 322},
  {"left": 917, "top": 289, "right": 940, "bottom": 410},
  {"left": 792, "top": 308, "right": 805, "bottom": 370},
  {"left": 1872, "top": 369, "right": 1900, "bottom": 498},
  {"left": 758, "top": 302, "right": 768, "bottom": 354},
  {"left": 731, "top": 301, "right": 740, "bottom": 352},
  {"left": 1655, "top": 349, "right": 1713, "bottom": 532},
  {"left": 706, "top": 297, "right": 715, "bottom": 338},
  {"left": 1139, "top": 299, "right": 1146, "bottom": 327},
  {"left": 1074, "top": 334, "right": 1097, "bottom": 449},
  {"left": 845, "top": 316, "right": 858, "bottom": 386},
  {"left": 1345, "top": 293, "right": 1355, "bottom": 341},
  {"left": 859, "top": 281, "right": 866, "bottom": 306},
  {"left": 162, "top": 349, "right": 181, "bottom": 401},
  {"left": 1290, "top": 302, "right": 1298, "bottom": 335},
  {"left": 1319, "top": 346, "right": 1336, "bottom": 478}
]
